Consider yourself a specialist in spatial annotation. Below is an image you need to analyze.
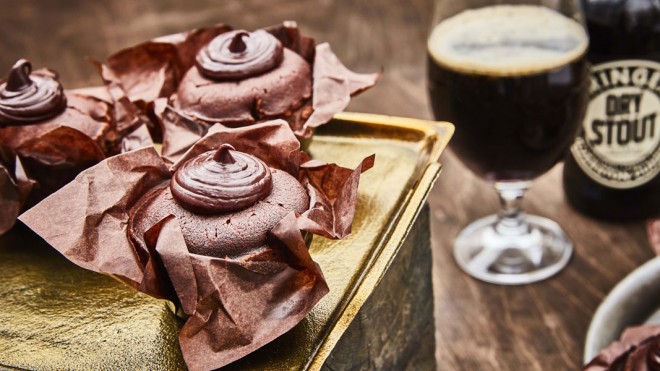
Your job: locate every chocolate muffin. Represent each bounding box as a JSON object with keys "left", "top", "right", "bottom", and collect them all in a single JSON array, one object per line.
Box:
[
  {"left": 0, "top": 59, "right": 149, "bottom": 234},
  {"left": 584, "top": 324, "right": 660, "bottom": 370},
  {"left": 19, "top": 117, "right": 370, "bottom": 369},
  {"left": 171, "top": 29, "right": 312, "bottom": 129},
  {"left": 0, "top": 59, "right": 116, "bottom": 156},
  {"left": 0, "top": 59, "right": 143, "bottom": 196},
  {"left": 104, "top": 21, "right": 379, "bottom": 150},
  {"left": 128, "top": 144, "right": 309, "bottom": 259}
]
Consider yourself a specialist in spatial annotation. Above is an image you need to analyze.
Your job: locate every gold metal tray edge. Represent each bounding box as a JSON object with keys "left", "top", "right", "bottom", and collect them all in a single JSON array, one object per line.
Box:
[{"left": 309, "top": 113, "right": 453, "bottom": 370}]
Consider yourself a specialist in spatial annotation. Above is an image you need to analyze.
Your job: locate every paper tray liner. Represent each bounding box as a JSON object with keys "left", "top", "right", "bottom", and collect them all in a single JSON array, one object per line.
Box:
[{"left": 0, "top": 112, "right": 453, "bottom": 370}]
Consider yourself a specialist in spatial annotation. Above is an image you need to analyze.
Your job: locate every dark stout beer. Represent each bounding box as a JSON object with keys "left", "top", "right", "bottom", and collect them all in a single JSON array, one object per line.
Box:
[
  {"left": 427, "top": 5, "right": 589, "bottom": 181},
  {"left": 563, "top": 0, "right": 660, "bottom": 220}
]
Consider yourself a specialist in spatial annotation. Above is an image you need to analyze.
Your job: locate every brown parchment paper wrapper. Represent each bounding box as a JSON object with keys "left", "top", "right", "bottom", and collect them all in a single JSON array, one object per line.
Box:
[
  {"left": 0, "top": 68, "right": 153, "bottom": 235},
  {"left": 104, "top": 21, "right": 380, "bottom": 151},
  {"left": 0, "top": 142, "right": 33, "bottom": 233},
  {"left": 0, "top": 163, "right": 19, "bottom": 234},
  {"left": 19, "top": 119, "right": 374, "bottom": 371},
  {"left": 584, "top": 324, "right": 660, "bottom": 370},
  {"left": 0, "top": 155, "right": 34, "bottom": 234}
]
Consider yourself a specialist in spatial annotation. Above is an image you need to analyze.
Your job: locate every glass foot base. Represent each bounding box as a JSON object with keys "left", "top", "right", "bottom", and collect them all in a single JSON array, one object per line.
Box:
[{"left": 454, "top": 214, "right": 572, "bottom": 285}]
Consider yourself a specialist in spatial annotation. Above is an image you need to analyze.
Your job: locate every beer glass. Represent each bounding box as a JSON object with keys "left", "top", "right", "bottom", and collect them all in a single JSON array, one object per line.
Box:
[{"left": 427, "top": 0, "right": 590, "bottom": 284}]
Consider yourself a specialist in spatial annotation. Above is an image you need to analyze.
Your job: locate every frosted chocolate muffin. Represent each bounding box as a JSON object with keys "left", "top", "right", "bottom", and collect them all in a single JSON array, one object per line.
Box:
[
  {"left": 104, "top": 21, "right": 379, "bottom": 156},
  {"left": 172, "top": 29, "right": 312, "bottom": 129},
  {"left": 0, "top": 59, "right": 148, "bottom": 234},
  {"left": 19, "top": 118, "right": 373, "bottom": 370},
  {"left": 584, "top": 324, "right": 660, "bottom": 370},
  {"left": 0, "top": 59, "right": 149, "bottom": 191},
  {"left": 129, "top": 144, "right": 309, "bottom": 258},
  {"left": 0, "top": 59, "right": 116, "bottom": 159}
]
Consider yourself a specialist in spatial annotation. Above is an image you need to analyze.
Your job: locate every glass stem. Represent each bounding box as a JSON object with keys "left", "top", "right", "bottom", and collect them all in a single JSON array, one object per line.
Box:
[{"left": 494, "top": 181, "right": 532, "bottom": 236}]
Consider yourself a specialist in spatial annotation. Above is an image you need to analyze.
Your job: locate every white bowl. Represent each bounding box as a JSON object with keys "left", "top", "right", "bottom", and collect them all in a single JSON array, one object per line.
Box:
[{"left": 583, "top": 256, "right": 660, "bottom": 363}]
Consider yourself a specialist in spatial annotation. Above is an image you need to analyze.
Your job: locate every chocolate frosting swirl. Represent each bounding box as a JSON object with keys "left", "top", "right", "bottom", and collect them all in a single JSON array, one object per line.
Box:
[
  {"left": 171, "top": 144, "right": 273, "bottom": 214},
  {"left": 0, "top": 59, "right": 67, "bottom": 125},
  {"left": 195, "top": 30, "right": 284, "bottom": 80}
]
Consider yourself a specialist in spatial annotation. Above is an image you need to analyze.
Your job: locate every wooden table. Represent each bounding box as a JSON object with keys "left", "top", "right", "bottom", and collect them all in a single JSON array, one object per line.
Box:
[{"left": 0, "top": 1, "right": 655, "bottom": 370}]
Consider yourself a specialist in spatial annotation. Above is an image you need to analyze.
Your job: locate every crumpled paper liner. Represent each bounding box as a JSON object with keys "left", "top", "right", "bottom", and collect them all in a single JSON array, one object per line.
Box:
[
  {"left": 104, "top": 21, "right": 380, "bottom": 150},
  {"left": 0, "top": 75, "right": 152, "bottom": 235},
  {"left": 0, "top": 159, "right": 34, "bottom": 234},
  {"left": 583, "top": 324, "right": 660, "bottom": 370},
  {"left": 20, "top": 119, "right": 374, "bottom": 370}
]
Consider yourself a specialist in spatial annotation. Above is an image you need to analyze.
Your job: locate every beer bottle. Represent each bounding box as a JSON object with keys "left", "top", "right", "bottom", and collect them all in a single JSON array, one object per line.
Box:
[{"left": 563, "top": 0, "right": 660, "bottom": 220}]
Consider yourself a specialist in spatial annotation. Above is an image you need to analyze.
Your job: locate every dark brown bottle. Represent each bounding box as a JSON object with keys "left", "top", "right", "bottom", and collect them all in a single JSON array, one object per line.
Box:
[{"left": 563, "top": 0, "right": 660, "bottom": 220}]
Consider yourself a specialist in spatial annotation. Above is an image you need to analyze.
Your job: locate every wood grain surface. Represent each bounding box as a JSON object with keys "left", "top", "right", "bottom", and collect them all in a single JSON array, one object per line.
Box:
[{"left": 0, "top": 1, "right": 655, "bottom": 370}]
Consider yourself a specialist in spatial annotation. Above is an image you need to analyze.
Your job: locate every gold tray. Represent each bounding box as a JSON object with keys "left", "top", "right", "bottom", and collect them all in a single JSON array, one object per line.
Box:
[{"left": 0, "top": 112, "right": 453, "bottom": 370}]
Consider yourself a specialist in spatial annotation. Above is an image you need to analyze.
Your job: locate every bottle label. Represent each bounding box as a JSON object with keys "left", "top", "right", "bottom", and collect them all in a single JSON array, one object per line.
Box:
[{"left": 571, "top": 60, "right": 660, "bottom": 189}]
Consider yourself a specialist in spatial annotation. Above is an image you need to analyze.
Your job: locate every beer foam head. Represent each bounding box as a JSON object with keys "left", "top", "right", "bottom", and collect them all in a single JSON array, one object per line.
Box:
[{"left": 428, "top": 5, "right": 589, "bottom": 76}]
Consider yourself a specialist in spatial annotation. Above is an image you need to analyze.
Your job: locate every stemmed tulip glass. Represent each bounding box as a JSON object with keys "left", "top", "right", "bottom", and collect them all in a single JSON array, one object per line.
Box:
[{"left": 427, "top": 0, "right": 590, "bottom": 284}]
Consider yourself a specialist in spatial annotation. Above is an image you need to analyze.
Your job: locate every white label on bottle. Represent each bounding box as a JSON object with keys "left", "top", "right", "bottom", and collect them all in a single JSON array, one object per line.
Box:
[{"left": 571, "top": 60, "right": 660, "bottom": 189}]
